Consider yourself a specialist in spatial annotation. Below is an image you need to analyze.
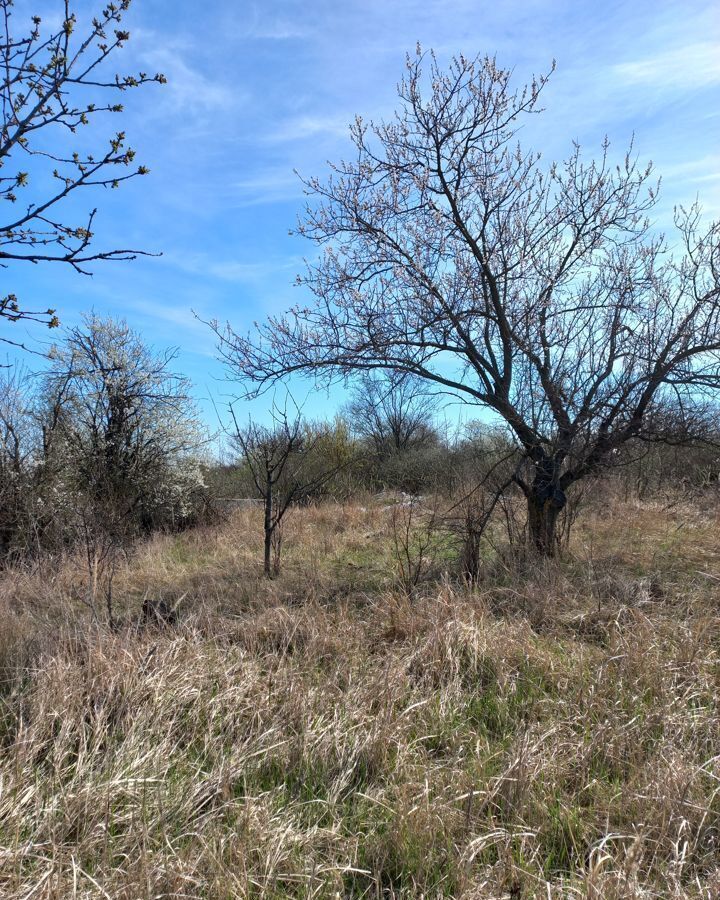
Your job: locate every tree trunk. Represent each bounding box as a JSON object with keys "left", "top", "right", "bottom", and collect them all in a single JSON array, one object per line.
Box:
[
  {"left": 526, "top": 486, "right": 565, "bottom": 556},
  {"left": 263, "top": 527, "right": 273, "bottom": 577},
  {"left": 263, "top": 478, "right": 273, "bottom": 578}
]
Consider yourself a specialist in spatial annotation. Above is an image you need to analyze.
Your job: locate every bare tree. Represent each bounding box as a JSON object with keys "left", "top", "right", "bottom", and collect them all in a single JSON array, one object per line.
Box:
[
  {"left": 230, "top": 403, "right": 343, "bottom": 577},
  {"left": 0, "top": 0, "right": 165, "bottom": 342},
  {"left": 214, "top": 50, "right": 720, "bottom": 555},
  {"left": 344, "top": 371, "right": 439, "bottom": 458}
]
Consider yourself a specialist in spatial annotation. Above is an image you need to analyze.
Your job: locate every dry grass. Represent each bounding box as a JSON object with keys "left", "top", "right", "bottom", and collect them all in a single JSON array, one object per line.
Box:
[{"left": 0, "top": 493, "right": 719, "bottom": 898}]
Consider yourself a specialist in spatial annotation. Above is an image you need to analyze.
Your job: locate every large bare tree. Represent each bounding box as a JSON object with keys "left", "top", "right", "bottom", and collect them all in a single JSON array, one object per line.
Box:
[
  {"left": 0, "top": 0, "right": 165, "bottom": 342},
  {"left": 215, "top": 51, "right": 720, "bottom": 554}
]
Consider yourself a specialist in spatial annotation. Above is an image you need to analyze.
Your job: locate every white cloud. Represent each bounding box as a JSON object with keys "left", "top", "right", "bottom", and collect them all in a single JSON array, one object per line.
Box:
[
  {"left": 659, "top": 154, "right": 720, "bottom": 183},
  {"left": 229, "top": 169, "right": 304, "bottom": 207},
  {"left": 206, "top": 259, "right": 300, "bottom": 282},
  {"left": 265, "top": 114, "right": 352, "bottom": 144},
  {"left": 230, "top": 173, "right": 303, "bottom": 209},
  {"left": 614, "top": 42, "right": 720, "bottom": 90},
  {"left": 127, "top": 26, "right": 244, "bottom": 121},
  {"left": 237, "top": 2, "right": 313, "bottom": 40},
  {"left": 141, "top": 47, "right": 241, "bottom": 113},
  {"left": 161, "top": 252, "right": 303, "bottom": 284}
]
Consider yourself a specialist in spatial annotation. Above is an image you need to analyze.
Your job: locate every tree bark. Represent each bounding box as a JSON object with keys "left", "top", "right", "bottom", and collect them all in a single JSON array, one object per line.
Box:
[
  {"left": 526, "top": 483, "right": 566, "bottom": 556},
  {"left": 263, "top": 475, "right": 273, "bottom": 578},
  {"left": 263, "top": 528, "right": 273, "bottom": 577}
]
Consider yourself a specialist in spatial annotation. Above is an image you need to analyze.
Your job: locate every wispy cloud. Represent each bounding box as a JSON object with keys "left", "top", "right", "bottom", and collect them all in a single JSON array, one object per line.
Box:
[
  {"left": 123, "top": 297, "right": 209, "bottom": 334},
  {"left": 615, "top": 42, "right": 720, "bottom": 90},
  {"left": 229, "top": 170, "right": 305, "bottom": 207},
  {"left": 246, "top": 20, "right": 310, "bottom": 40},
  {"left": 139, "top": 46, "right": 243, "bottom": 114},
  {"left": 659, "top": 154, "right": 720, "bottom": 184},
  {"left": 237, "top": 3, "right": 313, "bottom": 40},
  {"left": 264, "top": 114, "right": 352, "bottom": 144},
  {"left": 161, "top": 252, "right": 303, "bottom": 284}
]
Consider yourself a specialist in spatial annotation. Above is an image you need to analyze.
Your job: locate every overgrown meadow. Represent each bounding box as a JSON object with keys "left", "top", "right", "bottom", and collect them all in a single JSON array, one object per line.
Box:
[{"left": 1, "top": 489, "right": 718, "bottom": 899}]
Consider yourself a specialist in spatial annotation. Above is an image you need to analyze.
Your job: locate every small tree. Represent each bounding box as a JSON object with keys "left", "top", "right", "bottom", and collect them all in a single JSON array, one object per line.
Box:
[
  {"left": 343, "top": 372, "right": 441, "bottom": 492},
  {"left": 0, "top": 0, "right": 165, "bottom": 342},
  {"left": 215, "top": 50, "right": 720, "bottom": 555},
  {"left": 388, "top": 497, "right": 442, "bottom": 599},
  {"left": 231, "top": 403, "right": 343, "bottom": 577}
]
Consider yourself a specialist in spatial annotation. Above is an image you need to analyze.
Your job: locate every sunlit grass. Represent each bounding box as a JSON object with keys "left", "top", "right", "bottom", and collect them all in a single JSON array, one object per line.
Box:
[{"left": 0, "top": 492, "right": 718, "bottom": 897}]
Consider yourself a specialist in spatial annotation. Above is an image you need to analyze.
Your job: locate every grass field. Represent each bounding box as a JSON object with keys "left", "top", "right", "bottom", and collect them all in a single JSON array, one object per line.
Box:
[{"left": 0, "top": 492, "right": 719, "bottom": 898}]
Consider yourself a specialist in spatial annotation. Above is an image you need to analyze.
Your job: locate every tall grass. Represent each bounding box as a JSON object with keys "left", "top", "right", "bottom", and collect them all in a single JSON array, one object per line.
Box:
[{"left": 0, "top": 495, "right": 718, "bottom": 897}]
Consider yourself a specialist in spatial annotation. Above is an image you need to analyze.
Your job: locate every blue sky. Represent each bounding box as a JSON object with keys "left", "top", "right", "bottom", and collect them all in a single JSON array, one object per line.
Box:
[{"left": 4, "top": 0, "right": 720, "bottom": 431}]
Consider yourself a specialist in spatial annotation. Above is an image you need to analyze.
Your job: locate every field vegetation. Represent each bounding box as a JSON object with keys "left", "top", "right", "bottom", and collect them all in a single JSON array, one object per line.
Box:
[{"left": 1, "top": 483, "right": 719, "bottom": 898}]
